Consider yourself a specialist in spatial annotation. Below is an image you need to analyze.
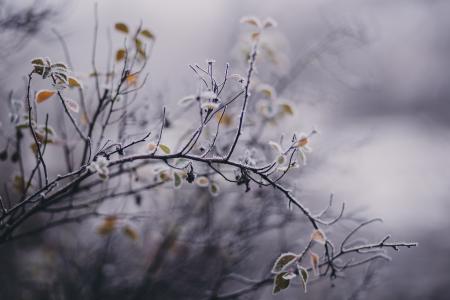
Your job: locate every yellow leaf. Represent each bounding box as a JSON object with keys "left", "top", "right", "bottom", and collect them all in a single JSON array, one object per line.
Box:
[
  {"left": 35, "top": 89, "right": 56, "bottom": 103},
  {"left": 215, "top": 112, "right": 233, "bottom": 127},
  {"left": 97, "top": 216, "right": 118, "bottom": 236},
  {"left": 280, "top": 103, "right": 294, "bottom": 115},
  {"left": 114, "top": 22, "right": 129, "bottom": 33},
  {"left": 123, "top": 225, "right": 139, "bottom": 241},
  {"left": 140, "top": 29, "right": 155, "bottom": 39},
  {"left": 68, "top": 76, "right": 82, "bottom": 88},
  {"left": 116, "top": 49, "right": 126, "bottom": 62},
  {"left": 126, "top": 73, "right": 138, "bottom": 86}
]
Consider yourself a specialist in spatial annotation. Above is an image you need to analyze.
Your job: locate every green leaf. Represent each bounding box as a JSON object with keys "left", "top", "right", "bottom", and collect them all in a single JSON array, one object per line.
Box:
[
  {"left": 134, "top": 38, "right": 143, "bottom": 51},
  {"left": 51, "top": 62, "right": 68, "bottom": 70},
  {"left": 33, "top": 65, "right": 45, "bottom": 75},
  {"left": 272, "top": 253, "right": 298, "bottom": 273},
  {"left": 311, "top": 229, "right": 326, "bottom": 245},
  {"left": 159, "top": 144, "right": 171, "bottom": 154},
  {"left": 31, "top": 57, "right": 44, "bottom": 66},
  {"left": 298, "top": 266, "right": 309, "bottom": 293},
  {"left": 273, "top": 272, "right": 290, "bottom": 294},
  {"left": 54, "top": 72, "right": 68, "bottom": 83},
  {"left": 174, "top": 158, "right": 189, "bottom": 168},
  {"left": 173, "top": 172, "right": 182, "bottom": 189},
  {"left": 15, "top": 123, "right": 29, "bottom": 130},
  {"left": 209, "top": 182, "right": 220, "bottom": 196}
]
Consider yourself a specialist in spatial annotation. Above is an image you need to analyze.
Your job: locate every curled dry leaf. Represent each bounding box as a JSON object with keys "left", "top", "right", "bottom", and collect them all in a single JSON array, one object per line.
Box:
[
  {"left": 311, "top": 229, "right": 326, "bottom": 245},
  {"left": 310, "top": 251, "right": 320, "bottom": 275}
]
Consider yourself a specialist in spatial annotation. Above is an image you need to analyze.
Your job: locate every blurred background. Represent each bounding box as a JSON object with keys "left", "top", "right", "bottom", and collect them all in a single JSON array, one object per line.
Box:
[{"left": 1, "top": 0, "right": 449, "bottom": 299}]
